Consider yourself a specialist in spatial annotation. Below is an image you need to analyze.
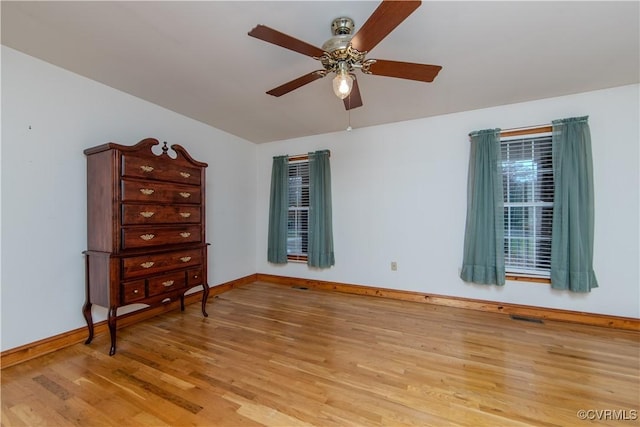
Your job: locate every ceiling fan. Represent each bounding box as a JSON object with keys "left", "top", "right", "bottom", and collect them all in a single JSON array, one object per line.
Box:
[{"left": 248, "top": 0, "right": 442, "bottom": 110}]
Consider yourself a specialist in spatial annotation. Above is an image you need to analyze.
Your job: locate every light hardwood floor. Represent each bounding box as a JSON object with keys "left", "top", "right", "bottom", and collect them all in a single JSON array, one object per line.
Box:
[{"left": 2, "top": 282, "right": 639, "bottom": 426}]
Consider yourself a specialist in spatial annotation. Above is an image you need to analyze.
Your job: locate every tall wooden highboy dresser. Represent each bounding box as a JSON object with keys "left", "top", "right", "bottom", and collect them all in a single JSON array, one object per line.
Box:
[{"left": 83, "top": 138, "right": 209, "bottom": 355}]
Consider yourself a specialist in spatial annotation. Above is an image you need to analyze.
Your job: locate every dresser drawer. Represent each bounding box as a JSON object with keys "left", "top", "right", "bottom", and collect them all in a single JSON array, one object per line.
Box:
[
  {"left": 121, "top": 225, "right": 202, "bottom": 249},
  {"left": 122, "top": 154, "right": 201, "bottom": 185},
  {"left": 121, "top": 280, "right": 146, "bottom": 304},
  {"left": 187, "top": 267, "right": 204, "bottom": 287},
  {"left": 122, "top": 248, "right": 202, "bottom": 279},
  {"left": 122, "top": 204, "right": 201, "bottom": 225},
  {"left": 121, "top": 179, "right": 201, "bottom": 204},
  {"left": 148, "top": 271, "right": 187, "bottom": 297}
]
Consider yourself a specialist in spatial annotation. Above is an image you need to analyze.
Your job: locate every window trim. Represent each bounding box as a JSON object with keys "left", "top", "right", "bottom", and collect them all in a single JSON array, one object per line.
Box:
[
  {"left": 501, "top": 125, "right": 553, "bottom": 284},
  {"left": 505, "top": 274, "right": 551, "bottom": 284},
  {"left": 501, "top": 125, "right": 552, "bottom": 138}
]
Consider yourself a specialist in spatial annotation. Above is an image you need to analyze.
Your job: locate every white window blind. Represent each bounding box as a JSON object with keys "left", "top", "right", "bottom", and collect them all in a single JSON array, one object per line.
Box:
[
  {"left": 501, "top": 132, "right": 553, "bottom": 277},
  {"left": 287, "top": 160, "right": 309, "bottom": 257}
]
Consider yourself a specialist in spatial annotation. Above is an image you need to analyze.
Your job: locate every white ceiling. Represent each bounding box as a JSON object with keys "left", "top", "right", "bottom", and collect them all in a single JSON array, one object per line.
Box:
[{"left": 2, "top": 1, "right": 638, "bottom": 144}]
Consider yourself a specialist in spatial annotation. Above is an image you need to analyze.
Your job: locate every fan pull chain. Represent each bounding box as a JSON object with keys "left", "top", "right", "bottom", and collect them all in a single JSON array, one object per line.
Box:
[{"left": 347, "top": 97, "right": 352, "bottom": 131}]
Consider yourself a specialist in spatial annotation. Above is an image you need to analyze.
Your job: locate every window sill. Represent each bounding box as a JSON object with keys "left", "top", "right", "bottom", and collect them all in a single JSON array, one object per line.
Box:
[
  {"left": 287, "top": 255, "right": 307, "bottom": 263},
  {"left": 506, "top": 274, "right": 551, "bottom": 284}
]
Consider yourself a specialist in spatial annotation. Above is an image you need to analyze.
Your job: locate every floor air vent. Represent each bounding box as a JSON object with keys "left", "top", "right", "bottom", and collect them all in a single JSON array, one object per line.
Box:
[
  {"left": 510, "top": 315, "right": 544, "bottom": 324},
  {"left": 292, "top": 286, "right": 309, "bottom": 290}
]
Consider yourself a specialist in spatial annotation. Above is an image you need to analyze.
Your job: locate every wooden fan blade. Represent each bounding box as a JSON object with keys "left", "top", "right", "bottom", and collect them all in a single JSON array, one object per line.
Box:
[
  {"left": 350, "top": 1, "right": 421, "bottom": 53},
  {"left": 367, "top": 59, "right": 442, "bottom": 82},
  {"left": 266, "top": 71, "right": 326, "bottom": 97},
  {"left": 343, "top": 77, "right": 363, "bottom": 110},
  {"left": 248, "top": 25, "right": 325, "bottom": 58}
]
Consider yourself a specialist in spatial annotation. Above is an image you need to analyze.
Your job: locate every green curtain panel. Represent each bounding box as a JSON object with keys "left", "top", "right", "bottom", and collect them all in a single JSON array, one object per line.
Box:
[
  {"left": 550, "top": 116, "right": 598, "bottom": 292},
  {"left": 308, "top": 150, "right": 335, "bottom": 268},
  {"left": 267, "top": 155, "right": 289, "bottom": 264},
  {"left": 460, "top": 129, "right": 505, "bottom": 285}
]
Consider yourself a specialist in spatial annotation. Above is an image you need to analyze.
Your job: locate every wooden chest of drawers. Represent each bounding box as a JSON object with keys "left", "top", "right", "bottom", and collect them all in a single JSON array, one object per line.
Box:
[{"left": 82, "top": 138, "right": 209, "bottom": 355}]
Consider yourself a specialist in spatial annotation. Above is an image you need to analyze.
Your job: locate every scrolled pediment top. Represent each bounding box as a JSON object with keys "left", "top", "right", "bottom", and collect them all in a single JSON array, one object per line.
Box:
[{"left": 83, "top": 138, "right": 207, "bottom": 168}]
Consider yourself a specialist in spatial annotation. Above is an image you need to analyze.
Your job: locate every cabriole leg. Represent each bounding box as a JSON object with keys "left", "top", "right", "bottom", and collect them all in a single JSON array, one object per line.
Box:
[
  {"left": 83, "top": 252, "right": 94, "bottom": 344},
  {"left": 83, "top": 301, "right": 94, "bottom": 344},
  {"left": 108, "top": 306, "right": 117, "bottom": 356},
  {"left": 201, "top": 283, "right": 209, "bottom": 317}
]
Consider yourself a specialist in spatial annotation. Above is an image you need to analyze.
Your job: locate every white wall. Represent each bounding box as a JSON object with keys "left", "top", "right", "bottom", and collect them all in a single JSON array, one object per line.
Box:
[
  {"left": 256, "top": 84, "right": 640, "bottom": 319},
  {"left": 1, "top": 47, "right": 257, "bottom": 351}
]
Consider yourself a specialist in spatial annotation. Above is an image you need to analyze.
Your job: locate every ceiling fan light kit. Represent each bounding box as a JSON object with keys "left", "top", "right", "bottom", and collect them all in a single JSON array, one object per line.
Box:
[
  {"left": 248, "top": 0, "right": 442, "bottom": 110},
  {"left": 332, "top": 61, "right": 354, "bottom": 99}
]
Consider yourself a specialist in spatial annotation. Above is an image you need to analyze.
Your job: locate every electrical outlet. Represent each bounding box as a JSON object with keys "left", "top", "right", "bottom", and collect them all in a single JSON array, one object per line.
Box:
[{"left": 391, "top": 261, "right": 398, "bottom": 271}]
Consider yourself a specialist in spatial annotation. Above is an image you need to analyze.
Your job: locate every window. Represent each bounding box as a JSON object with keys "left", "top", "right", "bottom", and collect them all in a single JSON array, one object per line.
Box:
[
  {"left": 287, "top": 159, "right": 309, "bottom": 261},
  {"left": 268, "top": 150, "right": 333, "bottom": 267},
  {"left": 501, "top": 129, "right": 553, "bottom": 278}
]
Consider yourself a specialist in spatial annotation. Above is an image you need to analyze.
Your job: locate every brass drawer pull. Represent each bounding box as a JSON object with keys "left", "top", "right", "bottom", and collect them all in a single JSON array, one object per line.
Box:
[
  {"left": 179, "top": 192, "right": 191, "bottom": 198},
  {"left": 193, "top": 275, "right": 199, "bottom": 279},
  {"left": 162, "top": 280, "right": 175, "bottom": 287},
  {"left": 140, "top": 188, "right": 154, "bottom": 195},
  {"left": 140, "top": 165, "right": 154, "bottom": 173},
  {"left": 180, "top": 256, "right": 192, "bottom": 263},
  {"left": 180, "top": 232, "right": 191, "bottom": 238},
  {"left": 140, "top": 234, "right": 155, "bottom": 241},
  {"left": 180, "top": 172, "right": 191, "bottom": 178},
  {"left": 140, "top": 211, "right": 155, "bottom": 218},
  {"left": 179, "top": 212, "right": 191, "bottom": 218},
  {"left": 140, "top": 261, "right": 154, "bottom": 268},
  {"left": 133, "top": 289, "right": 140, "bottom": 294}
]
